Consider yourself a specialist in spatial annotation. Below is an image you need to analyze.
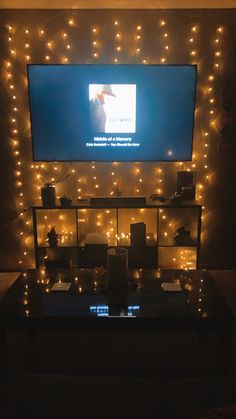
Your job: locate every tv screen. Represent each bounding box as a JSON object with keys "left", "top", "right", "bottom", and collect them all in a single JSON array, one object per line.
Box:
[{"left": 27, "top": 64, "right": 197, "bottom": 162}]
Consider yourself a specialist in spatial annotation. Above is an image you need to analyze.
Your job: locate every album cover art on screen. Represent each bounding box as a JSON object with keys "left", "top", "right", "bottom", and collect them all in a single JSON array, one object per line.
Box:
[{"left": 89, "top": 84, "right": 136, "bottom": 134}]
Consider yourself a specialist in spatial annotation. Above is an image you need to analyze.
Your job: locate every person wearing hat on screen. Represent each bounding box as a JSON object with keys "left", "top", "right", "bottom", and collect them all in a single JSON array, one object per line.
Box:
[{"left": 90, "top": 84, "right": 116, "bottom": 133}]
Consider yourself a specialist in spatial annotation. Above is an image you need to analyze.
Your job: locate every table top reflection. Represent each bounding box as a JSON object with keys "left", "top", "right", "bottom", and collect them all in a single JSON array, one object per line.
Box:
[{"left": 0, "top": 269, "right": 233, "bottom": 324}]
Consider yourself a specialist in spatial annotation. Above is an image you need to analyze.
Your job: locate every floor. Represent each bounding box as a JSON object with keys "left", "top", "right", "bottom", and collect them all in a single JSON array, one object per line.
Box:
[{"left": 0, "top": 270, "right": 236, "bottom": 379}]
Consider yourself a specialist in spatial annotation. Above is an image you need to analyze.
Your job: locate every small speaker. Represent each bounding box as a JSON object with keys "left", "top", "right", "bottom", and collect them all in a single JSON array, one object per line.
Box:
[
  {"left": 177, "top": 171, "right": 196, "bottom": 200},
  {"left": 130, "top": 222, "right": 146, "bottom": 246}
]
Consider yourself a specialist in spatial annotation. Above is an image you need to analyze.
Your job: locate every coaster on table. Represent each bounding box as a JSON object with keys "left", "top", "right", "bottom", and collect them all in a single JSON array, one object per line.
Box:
[
  {"left": 162, "top": 282, "right": 182, "bottom": 292},
  {"left": 51, "top": 282, "right": 71, "bottom": 291}
]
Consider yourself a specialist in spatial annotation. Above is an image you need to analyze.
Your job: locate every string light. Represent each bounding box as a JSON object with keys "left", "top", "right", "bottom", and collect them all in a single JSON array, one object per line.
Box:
[
  {"left": 92, "top": 26, "right": 100, "bottom": 60},
  {"left": 159, "top": 19, "right": 169, "bottom": 64},
  {"left": 3, "top": 16, "right": 226, "bottom": 271},
  {"left": 5, "top": 24, "right": 32, "bottom": 269}
]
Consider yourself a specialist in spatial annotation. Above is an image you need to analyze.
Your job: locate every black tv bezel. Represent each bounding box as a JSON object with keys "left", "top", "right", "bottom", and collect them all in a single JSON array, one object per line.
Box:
[{"left": 27, "top": 63, "right": 197, "bottom": 163}]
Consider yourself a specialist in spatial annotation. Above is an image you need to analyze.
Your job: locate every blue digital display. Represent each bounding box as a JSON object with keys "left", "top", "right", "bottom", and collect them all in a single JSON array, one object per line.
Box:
[
  {"left": 89, "top": 305, "right": 140, "bottom": 317},
  {"left": 28, "top": 64, "right": 197, "bottom": 162}
]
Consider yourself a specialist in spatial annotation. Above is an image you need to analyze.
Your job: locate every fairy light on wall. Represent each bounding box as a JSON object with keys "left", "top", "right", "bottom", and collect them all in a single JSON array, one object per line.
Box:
[
  {"left": 133, "top": 164, "right": 143, "bottom": 194},
  {"left": 61, "top": 15, "right": 77, "bottom": 63},
  {"left": 153, "top": 167, "right": 163, "bottom": 195},
  {"left": 5, "top": 23, "right": 31, "bottom": 269},
  {"left": 77, "top": 174, "right": 83, "bottom": 200},
  {"left": 187, "top": 23, "right": 199, "bottom": 177},
  {"left": 114, "top": 27, "right": 122, "bottom": 64},
  {"left": 45, "top": 34, "right": 54, "bottom": 62},
  {"left": 109, "top": 166, "right": 119, "bottom": 196},
  {"left": 159, "top": 19, "right": 170, "bottom": 64},
  {"left": 189, "top": 24, "right": 198, "bottom": 64},
  {"left": 1, "top": 13, "right": 229, "bottom": 270},
  {"left": 113, "top": 19, "right": 122, "bottom": 64},
  {"left": 89, "top": 162, "right": 100, "bottom": 193},
  {"left": 153, "top": 20, "right": 172, "bottom": 193},
  {"left": 91, "top": 25, "right": 100, "bottom": 60},
  {"left": 24, "top": 27, "right": 31, "bottom": 62},
  {"left": 134, "top": 23, "right": 142, "bottom": 61},
  {"left": 196, "top": 24, "right": 224, "bottom": 233},
  {"left": 110, "top": 161, "right": 121, "bottom": 196}
]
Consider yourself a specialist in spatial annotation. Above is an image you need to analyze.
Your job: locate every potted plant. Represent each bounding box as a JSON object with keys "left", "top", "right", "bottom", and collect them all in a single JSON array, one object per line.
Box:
[{"left": 60, "top": 194, "right": 73, "bottom": 207}]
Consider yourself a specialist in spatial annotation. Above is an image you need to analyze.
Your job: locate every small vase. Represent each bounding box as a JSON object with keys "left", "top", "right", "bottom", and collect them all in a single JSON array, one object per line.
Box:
[
  {"left": 107, "top": 247, "right": 128, "bottom": 288},
  {"left": 41, "top": 184, "right": 56, "bottom": 207}
]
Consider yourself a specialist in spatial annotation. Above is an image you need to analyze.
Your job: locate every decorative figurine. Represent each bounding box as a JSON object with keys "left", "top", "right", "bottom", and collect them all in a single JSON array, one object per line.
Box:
[
  {"left": 170, "top": 192, "right": 183, "bottom": 204},
  {"left": 174, "top": 224, "right": 195, "bottom": 246},
  {"left": 47, "top": 227, "right": 60, "bottom": 248}
]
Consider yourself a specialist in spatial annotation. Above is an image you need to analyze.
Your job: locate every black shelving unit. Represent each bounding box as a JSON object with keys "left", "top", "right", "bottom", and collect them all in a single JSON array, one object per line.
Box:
[{"left": 32, "top": 200, "right": 202, "bottom": 269}]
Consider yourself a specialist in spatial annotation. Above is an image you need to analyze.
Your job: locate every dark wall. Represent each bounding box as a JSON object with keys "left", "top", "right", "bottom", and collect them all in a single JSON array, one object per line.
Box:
[{"left": 0, "top": 9, "right": 235, "bottom": 270}]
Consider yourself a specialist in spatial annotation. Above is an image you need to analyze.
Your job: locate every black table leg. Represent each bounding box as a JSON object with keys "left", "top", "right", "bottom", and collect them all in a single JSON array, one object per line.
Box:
[
  {"left": 218, "top": 326, "right": 232, "bottom": 376},
  {"left": 26, "top": 330, "right": 36, "bottom": 373},
  {"left": 0, "top": 331, "right": 7, "bottom": 377},
  {"left": 198, "top": 332, "right": 207, "bottom": 344}
]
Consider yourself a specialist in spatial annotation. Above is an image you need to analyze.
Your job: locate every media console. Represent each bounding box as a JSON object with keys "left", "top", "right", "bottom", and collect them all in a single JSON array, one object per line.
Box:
[{"left": 32, "top": 200, "right": 202, "bottom": 270}]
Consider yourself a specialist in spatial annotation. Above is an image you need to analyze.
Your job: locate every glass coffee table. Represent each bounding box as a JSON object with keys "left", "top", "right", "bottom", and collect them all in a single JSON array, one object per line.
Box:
[{"left": 0, "top": 268, "right": 234, "bottom": 375}]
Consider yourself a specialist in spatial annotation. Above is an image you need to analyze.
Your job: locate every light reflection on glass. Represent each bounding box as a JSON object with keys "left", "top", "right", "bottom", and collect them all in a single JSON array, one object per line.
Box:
[{"left": 89, "top": 305, "right": 140, "bottom": 317}]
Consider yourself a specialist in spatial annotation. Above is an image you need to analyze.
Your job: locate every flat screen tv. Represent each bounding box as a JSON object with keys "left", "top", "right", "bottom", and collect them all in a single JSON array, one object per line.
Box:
[{"left": 27, "top": 64, "right": 197, "bottom": 162}]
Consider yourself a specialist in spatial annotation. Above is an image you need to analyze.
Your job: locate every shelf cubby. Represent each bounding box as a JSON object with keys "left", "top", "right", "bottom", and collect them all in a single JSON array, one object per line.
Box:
[{"left": 33, "top": 200, "right": 201, "bottom": 269}]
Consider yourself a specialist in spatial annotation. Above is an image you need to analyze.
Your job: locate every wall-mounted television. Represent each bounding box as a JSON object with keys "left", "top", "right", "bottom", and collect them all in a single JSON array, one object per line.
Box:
[{"left": 27, "top": 64, "right": 197, "bottom": 162}]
